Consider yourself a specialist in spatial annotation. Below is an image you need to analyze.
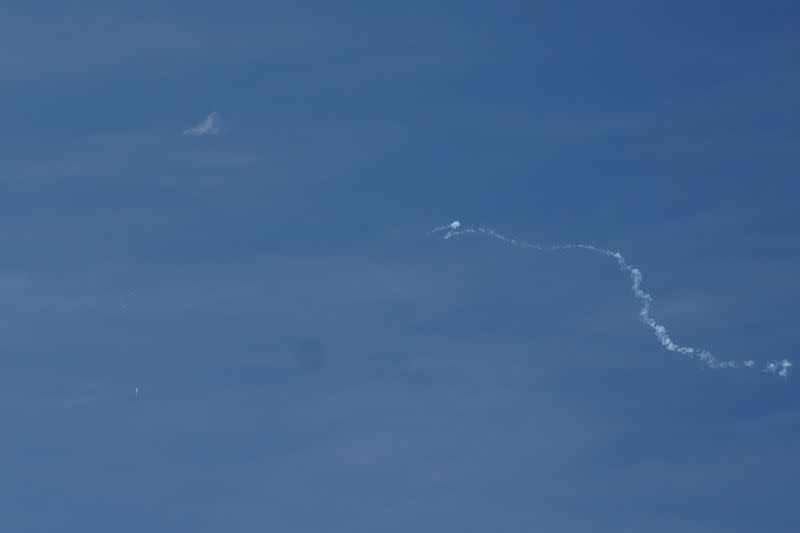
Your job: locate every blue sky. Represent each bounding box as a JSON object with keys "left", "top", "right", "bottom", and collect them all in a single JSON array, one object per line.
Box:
[{"left": 2, "top": 1, "right": 799, "bottom": 531}]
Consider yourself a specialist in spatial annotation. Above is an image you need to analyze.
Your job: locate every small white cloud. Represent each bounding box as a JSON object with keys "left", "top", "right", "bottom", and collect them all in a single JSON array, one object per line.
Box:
[{"left": 183, "top": 112, "right": 221, "bottom": 136}]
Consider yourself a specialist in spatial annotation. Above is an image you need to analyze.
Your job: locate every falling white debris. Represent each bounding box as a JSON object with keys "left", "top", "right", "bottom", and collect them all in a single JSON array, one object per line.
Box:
[
  {"left": 426, "top": 220, "right": 461, "bottom": 237},
  {"left": 183, "top": 112, "right": 221, "bottom": 136},
  {"left": 430, "top": 221, "right": 792, "bottom": 378}
]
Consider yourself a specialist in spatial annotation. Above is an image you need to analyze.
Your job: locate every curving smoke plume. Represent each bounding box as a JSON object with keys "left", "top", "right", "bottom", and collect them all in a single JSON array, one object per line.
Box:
[{"left": 432, "top": 221, "right": 792, "bottom": 378}]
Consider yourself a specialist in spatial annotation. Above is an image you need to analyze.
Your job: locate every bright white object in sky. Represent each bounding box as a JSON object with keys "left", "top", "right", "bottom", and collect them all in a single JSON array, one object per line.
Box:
[
  {"left": 183, "top": 112, "right": 221, "bottom": 136},
  {"left": 426, "top": 220, "right": 461, "bottom": 237},
  {"left": 430, "top": 221, "right": 793, "bottom": 378}
]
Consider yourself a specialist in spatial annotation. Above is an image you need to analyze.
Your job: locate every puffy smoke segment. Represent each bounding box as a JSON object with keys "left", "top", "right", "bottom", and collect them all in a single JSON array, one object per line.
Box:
[
  {"left": 430, "top": 222, "right": 792, "bottom": 377},
  {"left": 765, "top": 360, "right": 792, "bottom": 378}
]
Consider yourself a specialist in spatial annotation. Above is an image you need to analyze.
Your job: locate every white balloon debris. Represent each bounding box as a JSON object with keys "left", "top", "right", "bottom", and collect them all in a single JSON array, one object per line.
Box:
[
  {"left": 426, "top": 220, "right": 462, "bottom": 238},
  {"left": 429, "top": 221, "right": 793, "bottom": 378},
  {"left": 183, "top": 112, "right": 221, "bottom": 136}
]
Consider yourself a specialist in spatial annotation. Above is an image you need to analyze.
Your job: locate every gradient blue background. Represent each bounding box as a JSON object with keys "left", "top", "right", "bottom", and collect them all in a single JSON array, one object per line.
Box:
[{"left": 2, "top": 1, "right": 798, "bottom": 531}]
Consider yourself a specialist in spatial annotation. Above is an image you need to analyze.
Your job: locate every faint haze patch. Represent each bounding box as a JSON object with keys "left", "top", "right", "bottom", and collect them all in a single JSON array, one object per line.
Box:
[
  {"left": 0, "top": 272, "right": 27, "bottom": 289},
  {"left": 294, "top": 338, "right": 325, "bottom": 371},
  {"left": 540, "top": 116, "right": 644, "bottom": 139},
  {"left": 0, "top": 15, "right": 321, "bottom": 81},
  {"left": 119, "top": 290, "right": 134, "bottom": 310}
]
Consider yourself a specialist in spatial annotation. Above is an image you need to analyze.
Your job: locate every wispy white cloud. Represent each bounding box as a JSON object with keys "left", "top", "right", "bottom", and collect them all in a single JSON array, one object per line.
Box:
[{"left": 183, "top": 112, "right": 221, "bottom": 136}]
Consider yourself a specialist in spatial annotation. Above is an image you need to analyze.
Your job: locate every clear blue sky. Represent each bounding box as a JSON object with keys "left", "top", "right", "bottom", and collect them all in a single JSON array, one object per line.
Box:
[{"left": 2, "top": 1, "right": 798, "bottom": 531}]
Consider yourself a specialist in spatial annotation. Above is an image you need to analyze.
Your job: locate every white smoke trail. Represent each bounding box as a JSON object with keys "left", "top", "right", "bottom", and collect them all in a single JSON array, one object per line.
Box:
[{"left": 432, "top": 221, "right": 792, "bottom": 377}]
